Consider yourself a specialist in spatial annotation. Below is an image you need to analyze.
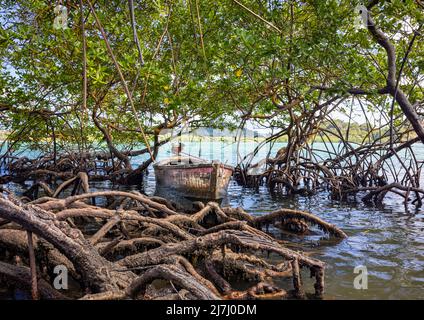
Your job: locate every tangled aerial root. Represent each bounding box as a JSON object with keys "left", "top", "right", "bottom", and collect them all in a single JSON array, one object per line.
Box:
[
  {"left": 0, "top": 174, "right": 346, "bottom": 300},
  {"left": 235, "top": 125, "right": 424, "bottom": 209}
]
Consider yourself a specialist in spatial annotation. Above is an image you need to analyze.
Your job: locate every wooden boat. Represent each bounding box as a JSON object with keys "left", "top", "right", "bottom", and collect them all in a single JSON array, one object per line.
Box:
[{"left": 153, "top": 156, "right": 234, "bottom": 199}]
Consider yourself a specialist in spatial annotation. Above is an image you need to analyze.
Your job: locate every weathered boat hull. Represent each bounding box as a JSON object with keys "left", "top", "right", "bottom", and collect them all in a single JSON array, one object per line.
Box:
[{"left": 154, "top": 161, "right": 233, "bottom": 199}]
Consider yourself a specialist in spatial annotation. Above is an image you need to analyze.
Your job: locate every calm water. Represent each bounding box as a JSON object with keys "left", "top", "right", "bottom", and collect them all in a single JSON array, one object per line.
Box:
[
  {"left": 141, "top": 141, "right": 424, "bottom": 299},
  {"left": 2, "top": 140, "right": 424, "bottom": 299}
]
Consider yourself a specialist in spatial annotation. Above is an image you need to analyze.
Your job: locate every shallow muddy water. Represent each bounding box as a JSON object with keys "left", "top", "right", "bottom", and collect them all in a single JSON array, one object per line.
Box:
[
  {"left": 3, "top": 141, "right": 424, "bottom": 299},
  {"left": 140, "top": 141, "right": 424, "bottom": 299},
  {"left": 224, "top": 184, "right": 424, "bottom": 299},
  {"left": 140, "top": 172, "right": 424, "bottom": 299}
]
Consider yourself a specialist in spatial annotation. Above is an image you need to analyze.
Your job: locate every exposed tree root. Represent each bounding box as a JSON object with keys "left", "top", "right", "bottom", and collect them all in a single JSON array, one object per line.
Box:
[
  {"left": 0, "top": 183, "right": 346, "bottom": 300},
  {"left": 126, "top": 264, "right": 220, "bottom": 300},
  {"left": 235, "top": 118, "right": 424, "bottom": 209},
  {"left": 254, "top": 209, "right": 348, "bottom": 238},
  {"left": 0, "top": 261, "right": 68, "bottom": 300},
  {"left": 224, "top": 282, "right": 288, "bottom": 300}
]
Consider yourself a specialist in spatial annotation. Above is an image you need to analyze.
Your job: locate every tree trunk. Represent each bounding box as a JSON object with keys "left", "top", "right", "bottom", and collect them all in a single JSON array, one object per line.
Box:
[{"left": 0, "top": 197, "right": 135, "bottom": 292}]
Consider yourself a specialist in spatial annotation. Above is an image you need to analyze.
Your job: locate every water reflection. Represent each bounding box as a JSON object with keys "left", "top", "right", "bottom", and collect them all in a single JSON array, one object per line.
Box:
[
  {"left": 3, "top": 141, "right": 424, "bottom": 299},
  {"left": 137, "top": 165, "right": 424, "bottom": 299},
  {"left": 154, "top": 186, "right": 225, "bottom": 211}
]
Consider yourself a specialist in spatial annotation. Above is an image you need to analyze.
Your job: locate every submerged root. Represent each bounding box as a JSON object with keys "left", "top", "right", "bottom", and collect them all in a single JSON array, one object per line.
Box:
[
  {"left": 224, "top": 282, "right": 288, "bottom": 300},
  {"left": 0, "top": 186, "right": 345, "bottom": 300},
  {"left": 254, "top": 209, "right": 347, "bottom": 238}
]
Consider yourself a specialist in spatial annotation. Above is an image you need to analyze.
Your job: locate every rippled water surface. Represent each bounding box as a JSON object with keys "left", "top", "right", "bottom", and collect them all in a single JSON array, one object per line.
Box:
[
  {"left": 140, "top": 141, "right": 424, "bottom": 299},
  {"left": 140, "top": 176, "right": 424, "bottom": 299},
  {"left": 226, "top": 185, "right": 424, "bottom": 299},
  {"left": 3, "top": 141, "right": 424, "bottom": 299}
]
